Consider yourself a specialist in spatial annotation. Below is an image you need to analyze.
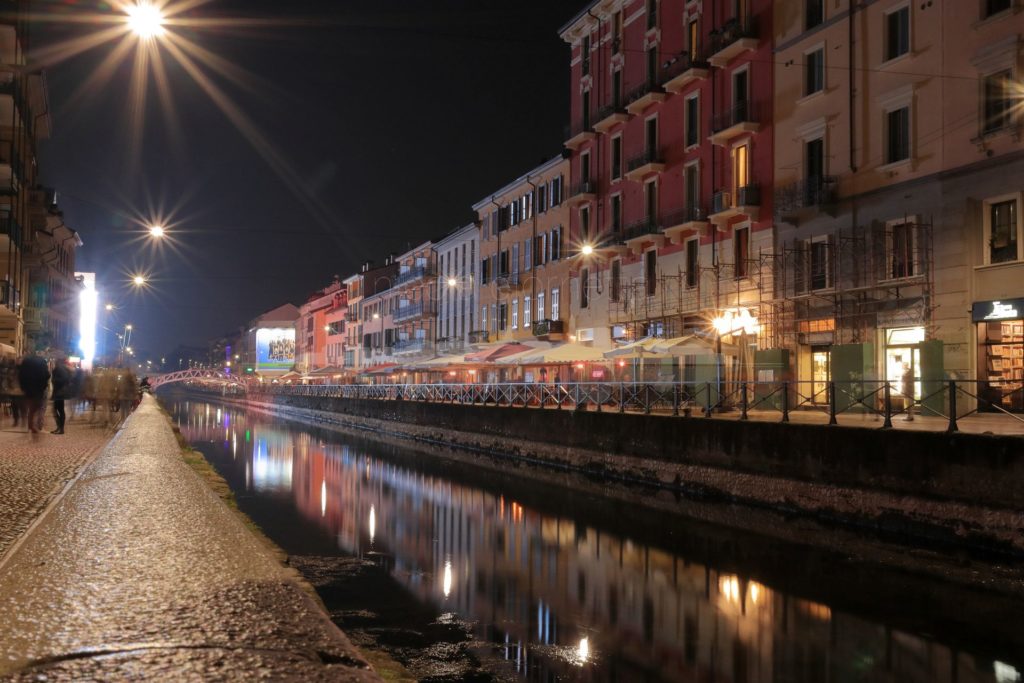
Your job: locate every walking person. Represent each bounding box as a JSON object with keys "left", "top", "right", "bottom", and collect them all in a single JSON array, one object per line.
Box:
[
  {"left": 901, "top": 362, "right": 915, "bottom": 422},
  {"left": 50, "top": 358, "right": 72, "bottom": 435},
  {"left": 117, "top": 369, "right": 138, "bottom": 424},
  {"left": 17, "top": 353, "right": 50, "bottom": 436},
  {"left": 2, "top": 357, "right": 23, "bottom": 428}
]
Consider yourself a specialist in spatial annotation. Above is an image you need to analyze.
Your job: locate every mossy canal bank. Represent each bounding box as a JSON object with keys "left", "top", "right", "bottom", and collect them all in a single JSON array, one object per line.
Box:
[{"left": 211, "top": 391, "right": 1024, "bottom": 558}]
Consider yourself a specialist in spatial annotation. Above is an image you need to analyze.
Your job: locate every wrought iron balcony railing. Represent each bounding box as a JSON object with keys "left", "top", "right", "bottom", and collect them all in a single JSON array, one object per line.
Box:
[
  {"left": 775, "top": 176, "right": 838, "bottom": 214},
  {"left": 532, "top": 319, "right": 565, "bottom": 337},
  {"left": 626, "top": 148, "right": 666, "bottom": 173},
  {"left": 711, "top": 101, "right": 761, "bottom": 133}
]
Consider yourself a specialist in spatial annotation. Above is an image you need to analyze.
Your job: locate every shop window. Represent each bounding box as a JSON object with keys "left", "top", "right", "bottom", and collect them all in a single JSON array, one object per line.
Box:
[{"left": 980, "top": 320, "right": 1024, "bottom": 412}]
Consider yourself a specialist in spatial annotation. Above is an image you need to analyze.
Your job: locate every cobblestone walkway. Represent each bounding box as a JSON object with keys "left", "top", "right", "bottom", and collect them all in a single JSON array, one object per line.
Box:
[{"left": 0, "top": 410, "right": 113, "bottom": 560}]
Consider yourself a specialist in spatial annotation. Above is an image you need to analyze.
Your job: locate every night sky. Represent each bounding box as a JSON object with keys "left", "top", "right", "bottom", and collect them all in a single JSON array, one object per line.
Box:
[{"left": 33, "top": 0, "right": 583, "bottom": 360}]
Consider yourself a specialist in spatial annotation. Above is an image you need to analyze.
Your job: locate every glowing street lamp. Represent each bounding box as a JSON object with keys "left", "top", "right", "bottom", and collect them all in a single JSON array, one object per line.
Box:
[
  {"left": 105, "top": 303, "right": 115, "bottom": 311},
  {"left": 133, "top": 275, "right": 147, "bottom": 287},
  {"left": 148, "top": 225, "right": 165, "bottom": 238},
  {"left": 580, "top": 243, "right": 595, "bottom": 256},
  {"left": 447, "top": 277, "right": 458, "bottom": 288},
  {"left": 126, "top": 3, "right": 166, "bottom": 39}
]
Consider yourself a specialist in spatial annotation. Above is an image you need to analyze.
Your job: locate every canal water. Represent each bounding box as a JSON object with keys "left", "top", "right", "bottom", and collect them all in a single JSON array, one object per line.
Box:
[{"left": 171, "top": 398, "right": 1024, "bottom": 683}]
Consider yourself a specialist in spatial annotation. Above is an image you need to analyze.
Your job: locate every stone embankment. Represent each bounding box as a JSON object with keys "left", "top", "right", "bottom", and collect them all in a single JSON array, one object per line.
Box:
[{"left": 238, "top": 393, "right": 1024, "bottom": 556}]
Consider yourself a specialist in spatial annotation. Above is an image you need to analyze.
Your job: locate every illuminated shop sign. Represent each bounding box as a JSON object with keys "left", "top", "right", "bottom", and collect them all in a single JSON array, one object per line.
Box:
[{"left": 972, "top": 299, "right": 1024, "bottom": 323}]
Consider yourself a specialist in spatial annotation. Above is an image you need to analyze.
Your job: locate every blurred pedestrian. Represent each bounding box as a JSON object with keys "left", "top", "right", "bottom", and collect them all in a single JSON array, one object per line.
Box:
[
  {"left": 69, "top": 364, "right": 85, "bottom": 419},
  {"left": 118, "top": 369, "right": 138, "bottom": 420},
  {"left": 18, "top": 353, "right": 50, "bottom": 436},
  {"left": 901, "top": 362, "right": 915, "bottom": 422},
  {"left": 50, "top": 358, "right": 72, "bottom": 435},
  {"left": 2, "top": 357, "right": 22, "bottom": 428},
  {"left": 81, "top": 370, "right": 97, "bottom": 422},
  {"left": 97, "top": 369, "right": 117, "bottom": 426}
]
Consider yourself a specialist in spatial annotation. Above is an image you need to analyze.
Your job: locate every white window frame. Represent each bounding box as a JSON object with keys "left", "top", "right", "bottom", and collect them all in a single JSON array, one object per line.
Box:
[
  {"left": 611, "top": 133, "right": 623, "bottom": 180},
  {"left": 644, "top": 113, "right": 659, "bottom": 152},
  {"left": 524, "top": 296, "right": 532, "bottom": 327},
  {"left": 537, "top": 291, "right": 546, "bottom": 321},
  {"left": 511, "top": 298, "right": 519, "bottom": 330},
  {"left": 551, "top": 288, "right": 561, "bottom": 320},
  {"left": 881, "top": 1, "right": 912, "bottom": 66},
  {"left": 808, "top": 235, "right": 833, "bottom": 292},
  {"left": 982, "top": 191, "right": 1024, "bottom": 265},
  {"left": 877, "top": 84, "right": 914, "bottom": 171},
  {"left": 802, "top": 43, "right": 826, "bottom": 98}
]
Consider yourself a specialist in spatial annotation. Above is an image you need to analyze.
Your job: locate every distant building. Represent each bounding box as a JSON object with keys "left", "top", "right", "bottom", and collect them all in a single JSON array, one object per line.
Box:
[
  {"left": 474, "top": 156, "right": 569, "bottom": 345},
  {"left": 242, "top": 303, "right": 299, "bottom": 379},
  {"left": 345, "top": 259, "right": 398, "bottom": 374},
  {"left": 24, "top": 188, "right": 82, "bottom": 354},
  {"left": 391, "top": 241, "right": 437, "bottom": 362},
  {"left": 433, "top": 223, "right": 480, "bottom": 354},
  {"left": 295, "top": 278, "right": 343, "bottom": 374}
]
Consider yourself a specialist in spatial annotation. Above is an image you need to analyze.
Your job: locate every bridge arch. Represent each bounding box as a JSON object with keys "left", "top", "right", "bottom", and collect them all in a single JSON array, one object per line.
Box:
[{"left": 149, "top": 369, "right": 247, "bottom": 390}]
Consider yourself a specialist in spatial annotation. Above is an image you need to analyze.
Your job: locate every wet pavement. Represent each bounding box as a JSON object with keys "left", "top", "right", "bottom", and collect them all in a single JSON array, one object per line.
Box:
[
  {"left": 0, "top": 396, "right": 380, "bottom": 681},
  {"left": 174, "top": 397, "right": 1024, "bottom": 682},
  {"left": 0, "top": 408, "right": 112, "bottom": 560}
]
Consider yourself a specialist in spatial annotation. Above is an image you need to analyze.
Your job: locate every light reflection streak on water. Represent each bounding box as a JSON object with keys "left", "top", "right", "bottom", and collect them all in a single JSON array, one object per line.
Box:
[{"left": 175, "top": 401, "right": 1023, "bottom": 683}]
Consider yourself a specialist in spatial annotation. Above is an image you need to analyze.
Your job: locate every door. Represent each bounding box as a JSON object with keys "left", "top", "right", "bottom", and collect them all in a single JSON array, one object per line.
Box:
[
  {"left": 733, "top": 70, "right": 749, "bottom": 121},
  {"left": 811, "top": 348, "right": 830, "bottom": 405}
]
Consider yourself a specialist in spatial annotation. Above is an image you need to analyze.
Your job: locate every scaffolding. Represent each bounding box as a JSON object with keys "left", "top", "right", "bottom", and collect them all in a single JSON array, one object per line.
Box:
[{"left": 765, "top": 217, "right": 935, "bottom": 350}]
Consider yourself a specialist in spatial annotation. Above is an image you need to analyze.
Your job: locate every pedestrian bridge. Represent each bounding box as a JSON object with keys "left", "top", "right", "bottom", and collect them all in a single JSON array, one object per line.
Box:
[{"left": 149, "top": 369, "right": 247, "bottom": 390}]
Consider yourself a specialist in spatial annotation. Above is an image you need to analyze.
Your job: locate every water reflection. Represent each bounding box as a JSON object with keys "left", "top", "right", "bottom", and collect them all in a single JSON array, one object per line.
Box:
[{"left": 175, "top": 400, "right": 1022, "bottom": 683}]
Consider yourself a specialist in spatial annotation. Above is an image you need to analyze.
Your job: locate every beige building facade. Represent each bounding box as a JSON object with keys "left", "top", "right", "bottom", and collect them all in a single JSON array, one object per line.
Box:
[{"left": 773, "top": 0, "right": 1024, "bottom": 412}]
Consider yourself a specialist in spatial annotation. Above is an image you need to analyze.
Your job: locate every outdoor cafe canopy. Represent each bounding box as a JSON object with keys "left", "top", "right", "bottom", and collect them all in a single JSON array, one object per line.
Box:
[{"left": 518, "top": 342, "right": 609, "bottom": 365}]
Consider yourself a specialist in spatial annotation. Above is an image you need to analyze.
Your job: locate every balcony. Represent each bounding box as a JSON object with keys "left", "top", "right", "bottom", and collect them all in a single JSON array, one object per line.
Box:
[
  {"left": 344, "top": 310, "right": 359, "bottom": 323},
  {"left": 625, "top": 148, "right": 666, "bottom": 182},
  {"left": 393, "top": 300, "right": 438, "bottom": 323},
  {"left": 436, "top": 337, "right": 466, "bottom": 355},
  {"left": 708, "top": 16, "right": 759, "bottom": 68},
  {"left": 620, "top": 216, "right": 665, "bottom": 253},
  {"left": 662, "top": 205, "right": 710, "bottom": 244},
  {"left": 469, "top": 330, "right": 490, "bottom": 344},
  {"left": 661, "top": 53, "right": 710, "bottom": 93},
  {"left": 495, "top": 270, "right": 522, "bottom": 289},
  {"left": 709, "top": 101, "right": 761, "bottom": 146},
  {"left": 709, "top": 185, "right": 761, "bottom": 225},
  {"left": 0, "top": 282, "right": 19, "bottom": 314},
  {"left": 774, "top": 176, "right": 838, "bottom": 223},
  {"left": 393, "top": 338, "right": 433, "bottom": 356},
  {"left": 593, "top": 103, "right": 630, "bottom": 134},
  {"left": 624, "top": 80, "right": 667, "bottom": 115},
  {"left": 395, "top": 264, "right": 435, "bottom": 287},
  {"left": 567, "top": 180, "right": 598, "bottom": 206},
  {"left": 532, "top": 319, "right": 565, "bottom": 339},
  {"left": 565, "top": 119, "right": 596, "bottom": 150}
]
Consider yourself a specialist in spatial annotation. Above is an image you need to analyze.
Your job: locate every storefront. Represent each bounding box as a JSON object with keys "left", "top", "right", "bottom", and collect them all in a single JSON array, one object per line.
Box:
[{"left": 974, "top": 298, "right": 1024, "bottom": 413}]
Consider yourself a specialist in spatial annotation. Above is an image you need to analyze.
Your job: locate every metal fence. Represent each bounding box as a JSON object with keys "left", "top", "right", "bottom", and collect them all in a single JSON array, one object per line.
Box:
[{"left": 248, "top": 379, "right": 1024, "bottom": 434}]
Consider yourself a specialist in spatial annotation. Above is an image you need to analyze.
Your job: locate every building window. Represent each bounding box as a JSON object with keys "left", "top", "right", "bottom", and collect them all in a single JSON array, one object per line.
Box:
[
  {"left": 524, "top": 238, "right": 532, "bottom": 272},
  {"left": 613, "top": 11, "right": 623, "bottom": 53},
  {"left": 524, "top": 296, "right": 531, "bottom": 327},
  {"left": 734, "top": 227, "right": 750, "bottom": 278},
  {"left": 645, "top": 250, "right": 657, "bottom": 296},
  {"left": 810, "top": 238, "right": 832, "bottom": 290},
  {"left": 647, "top": 45, "right": 659, "bottom": 85},
  {"left": 610, "top": 260, "right": 621, "bottom": 302},
  {"left": 611, "top": 135, "right": 622, "bottom": 180},
  {"left": 686, "top": 238, "right": 699, "bottom": 288},
  {"left": 511, "top": 298, "right": 519, "bottom": 330},
  {"left": 885, "top": 106, "right": 910, "bottom": 164},
  {"left": 732, "top": 143, "right": 749, "bottom": 198},
  {"left": 551, "top": 176, "right": 563, "bottom": 205},
  {"left": 687, "top": 18, "right": 700, "bottom": 61},
  {"left": 580, "top": 269, "right": 590, "bottom": 309},
  {"left": 490, "top": 303, "right": 497, "bottom": 333},
  {"left": 989, "top": 198, "right": 1019, "bottom": 264},
  {"left": 884, "top": 6, "right": 910, "bottom": 62},
  {"left": 611, "top": 194, "right": 622, "bottom": 233},
  {"left": 536, "top": 233, "right": 547, "bottom": 266},
  {"left": 685, "top": 163, "right": 700, "bottom": 213},
  {"left": 890, "top": 221, "right": 916, "bottom": 278},
  {"left": 537, "top": 292, "right": 545, "bottom": 321},
  {"left": 984, "top": 0, "right": 1011, "bottom": 19},
  {"left": 550, "top": 227, "right": 562, "bottom": 261},
  {"left": 582, "top": 90, "right": 591, "bottom": 129},
  {"left": 551, "top": 288, "right": 560, "bottom": 320},
  {"left": 805, "top": 48, "right": 824, "bottom": 95},
  {"left": 581, "top": 206, "right": 591, "bottom": 242},
  {"left": 645, "top": 116, "right": 658, "bottom": 155},
  {"left": 645, "top": 180, "right": 658, "bottom": 221},
  {"left": 983, "top": 70, "right": 1013, "bottom": 135},
  {"left": 581, "top": 151, "right": 590, "bottom": 184},
  {"left": 647, "top": 0, "right": 657, "bottom": 30},
  {"left": 499, "top": 303, "right": 508, "bottom": 331},
  {"left": 685, "top": 94, "right": 700, "bottom": 148},
  {"left": 613, "top": 69, "right": 623, "bottom": 108},
  {"left": 806, "top": 0, "right": 824, "bottom": 29},
  {"left": 582, "top": 34, "right": 591, "bottom": 76}
]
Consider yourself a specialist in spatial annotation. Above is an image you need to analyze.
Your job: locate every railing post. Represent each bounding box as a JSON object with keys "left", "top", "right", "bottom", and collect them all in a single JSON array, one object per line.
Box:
[
  {"left": 740, "top": 382, "right": 748, "bottom": 421},
  {"left": 828, "top": 381, "right": 838, "bottom": 425},
  {"left": 619, "top": 383, "right": 625, "bottom": 414},
  {"left": 704, "top": 382, "right": 713, "bottom": 418},
  {"left": 596, "top": 385, "right": 602, "bottom": 412},
  {"left": 781, "top": 382, "right": 790, "bottom": 423},
  {"left": 882, "top": 383, "right": 893, "bottom": 429},
  {"left": 672, "top": 384, "right": 680, "bottom": 417},
  {"left": 947, "top": 380, "right": 959, "bottom": 433},
  {"left": 574, "top": 383, "right": 582, "bottom": 411}
]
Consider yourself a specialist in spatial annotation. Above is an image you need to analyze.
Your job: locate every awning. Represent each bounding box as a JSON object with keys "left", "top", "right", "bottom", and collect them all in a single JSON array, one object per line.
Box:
[
  {"left": 406, "top": 354, "right": 471, "bottom": 370},
  {"left": 465, "top": 343, "right": 534, "bottom": 363},
  {"left": 604, "top": 337, "right": 673, "bottom": 360},
  {"left": 651, "top": 334, "right": 738, "bottom": 356},
  {"left": 519, "top": 342, "right": 609, "bottom": 365},
  {"left": 360, "top": 363, "right": 401, "bottom": 376},
  {"left": 308, "top": 366, "right": 346, "bottom": 377}
]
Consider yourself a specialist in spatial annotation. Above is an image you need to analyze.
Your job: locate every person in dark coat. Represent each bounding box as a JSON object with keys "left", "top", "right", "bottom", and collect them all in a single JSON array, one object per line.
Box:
[
  {"left": 50, "top": 359, "right": 72, "bottom": 435},
  {"left": 17, "top": 354, "right": 50, "bottom": 435}
]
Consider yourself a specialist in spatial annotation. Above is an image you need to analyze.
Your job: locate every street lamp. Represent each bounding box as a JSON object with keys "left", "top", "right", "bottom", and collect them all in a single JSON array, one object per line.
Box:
[
  {"left": 132, "top": 275, "right": 147, "bottom": 287},
  {"left": 580, "top": 243, "right": 595, "bottom": 256},
  {"left": 105, "top": 303, "right": 115, "bottom": 311},
  {"left": 126, "top": 2, "right": 166, "bottom": 39},
  {"left": 447, "top": 277, "right": 458, "bottom": 288},
  {"left": 148, "top": 225, "right": 165, "bottom": 238}
]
